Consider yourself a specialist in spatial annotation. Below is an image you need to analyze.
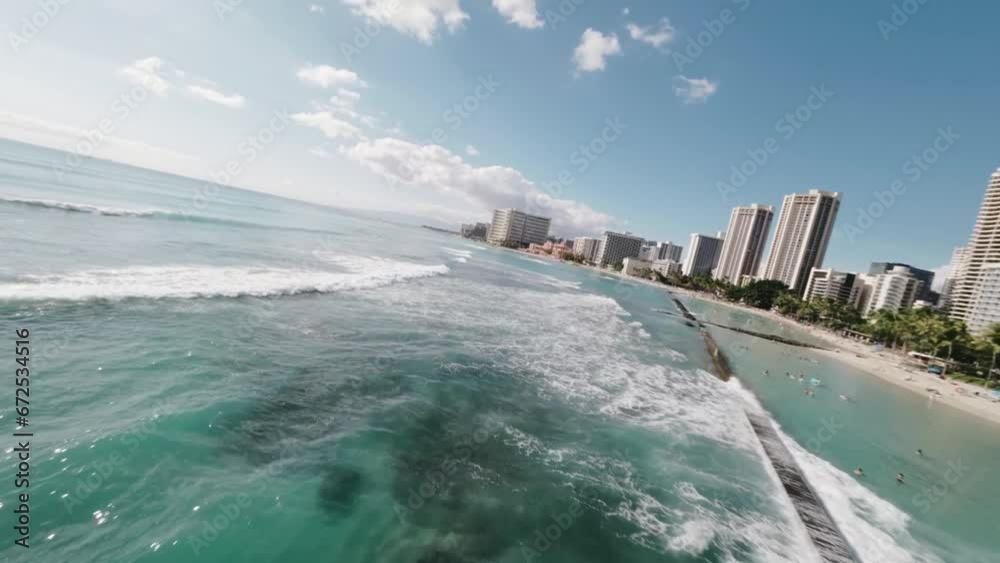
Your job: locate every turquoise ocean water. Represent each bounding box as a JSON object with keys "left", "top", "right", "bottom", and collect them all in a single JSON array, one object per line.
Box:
[{"left": 0, "top": 138, "right": 997, "bottom": 562}]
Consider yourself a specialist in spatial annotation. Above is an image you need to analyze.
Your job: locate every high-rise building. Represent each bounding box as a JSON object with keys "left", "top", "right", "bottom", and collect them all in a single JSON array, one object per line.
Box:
[
  {"left": 639, "top": 242, "right": 659, "bottom": 262},
  {"left": 939, "top": 246, "right": 968, "bottom": 311},
  {"left": 762, "top": 190, "right": 842, "bottom": 294},
  {"left": 572, "top": 237, "right": 601, "bottom": 263},
  {"left": 682, "top": 233, "right": 724, "bottom": 277},
  {"left": 655, "top": 241, "right": 683, "bottom": 262},
  {"left": 715, "top": 204, "right": 774, "bottom": 285},
  {"left": 596, "top": 231, "right": 644, "bottom": 267},
  {"left": 869, "top": 262, "right": 935, "bottom": 303},
  {"left": 857, "top": 266, "right": 924, "bottom": 317},
  {"left": 803, "top": 268, "right": 863, "bottom": 307},
  {"left": 461, "top": 222, "right": 490, "bottom": 240},
  {"left": 965, "top": 264, "right": 1000, "bottom": 334},
  {"left": 950, "top": 169, "right": 1000, "bottom": 323},
  {"left": 486, "top": 208, "right": 551, "bottom": 247}
]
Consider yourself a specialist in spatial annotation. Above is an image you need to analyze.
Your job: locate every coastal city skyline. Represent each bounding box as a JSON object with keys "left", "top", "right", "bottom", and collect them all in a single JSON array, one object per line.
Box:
[{"left": 467, "top": 165, "right": 1000, "bottom": 334}]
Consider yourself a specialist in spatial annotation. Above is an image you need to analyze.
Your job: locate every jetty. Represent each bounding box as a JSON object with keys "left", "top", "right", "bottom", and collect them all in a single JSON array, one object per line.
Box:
[{"left": 671, "top": 297, "right": 859, "bottom": 562}]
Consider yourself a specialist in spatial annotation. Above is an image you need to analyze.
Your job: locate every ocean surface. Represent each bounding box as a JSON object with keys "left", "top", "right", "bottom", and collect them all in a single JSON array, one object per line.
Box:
[{"left": 0, "top": 138, "right": 998, "bottom": 563}]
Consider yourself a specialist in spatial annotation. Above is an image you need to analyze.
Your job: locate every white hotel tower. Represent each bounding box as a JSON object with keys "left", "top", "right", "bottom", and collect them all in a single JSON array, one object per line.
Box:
[
  {"left": 949, "top": 169, "right": 1000, "bottom": 329},
  {"left": 762, "top": 190, "right": 842, "bottom": 294},
  {"left": 715, "top": 204, "right": 774, "bottom": 285}
]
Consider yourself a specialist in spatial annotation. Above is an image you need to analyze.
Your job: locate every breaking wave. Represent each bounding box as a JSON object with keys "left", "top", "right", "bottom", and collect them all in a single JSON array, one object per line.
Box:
[
  {"left": 0, "top": 260, "right": 448, "bottom": 301},
  {"left": 0, "top": 195, "right": 164, "bottom": 217}
]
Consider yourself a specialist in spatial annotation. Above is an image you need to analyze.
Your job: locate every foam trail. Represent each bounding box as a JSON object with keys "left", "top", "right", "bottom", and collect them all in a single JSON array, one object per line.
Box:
[
  {"left": 0, "top": 196, "right": 164, "bottom": 217},
  {"left": 0, "top": 260, "right": 448, "bottom": 301}
]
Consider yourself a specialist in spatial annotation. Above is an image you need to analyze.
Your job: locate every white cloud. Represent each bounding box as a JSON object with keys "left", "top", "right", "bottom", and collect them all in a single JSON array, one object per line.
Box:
[
  {"left": 309, "top": 4, "right": 325, "bottom": 13},
  {"left": 118, "top": 57, "right": 171, "bottom": 96},
  {"left": 119, "top": 58, "right": 247, "bottom": 109},
  {"left": 330, "top": 88, "right": 362, "bottom": 108},
  {"left": 291, "top": 111, "right": 362, "bottom": 139},
  {"left": 627, "top": 18, "right": 675, "bottom": 48},
  {"left": 465, "top": 145, "right": 479, "bottom": 157},
  {"left": 341, "top": 0, "right": 468, "bottom": 44},
  {"left": 573, "top": 29, "right": 622, "bottom": 73},
  {"left": 185, "top": 85, "right": 247, "bottom": 109},
  {"left": 492, "top": 0, "right": 543, "bottom": 29},
  {"left": 309, "top": 146, "right": 335, "bottom": 159},
  {"left": 673, "top": 75, "right": 718, "bottom": 104},
  {"left": 342, "top": 137, "right": 611, "bottom": 235},
  {"left": 296, "top": 64, "right": 367, "bottom": 89}
]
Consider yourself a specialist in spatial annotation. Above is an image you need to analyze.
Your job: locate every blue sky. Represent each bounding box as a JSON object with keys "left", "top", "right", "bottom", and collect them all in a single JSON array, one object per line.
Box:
[{"left": 1, "top": 0, "right": 999, "bottom": 277}]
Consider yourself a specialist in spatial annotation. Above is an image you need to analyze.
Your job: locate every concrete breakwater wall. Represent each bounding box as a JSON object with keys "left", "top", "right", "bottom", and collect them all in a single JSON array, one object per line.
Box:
[{"left": 671, "top": 297, "right": 859, "bottom": 562}]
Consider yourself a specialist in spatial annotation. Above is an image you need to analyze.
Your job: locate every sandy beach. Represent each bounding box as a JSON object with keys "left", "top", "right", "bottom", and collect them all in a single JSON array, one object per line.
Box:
[{"left": 664, "top": 285, "right": 1000, "bottom": 428}]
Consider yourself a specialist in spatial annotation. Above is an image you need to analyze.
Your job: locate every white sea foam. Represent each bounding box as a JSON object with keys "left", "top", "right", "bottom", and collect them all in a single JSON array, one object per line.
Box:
[
  {"left": 442, "top": 247, "right": 473, "bottom": 258},
  {"left": 364, "top": 279, "right": 819, "bottom": 561},
  {"left": 0, "top": 260, "right": 448, "bottom": 301},
  {"left": 0, "top": 196, "right": 165, "bottom": 217}
]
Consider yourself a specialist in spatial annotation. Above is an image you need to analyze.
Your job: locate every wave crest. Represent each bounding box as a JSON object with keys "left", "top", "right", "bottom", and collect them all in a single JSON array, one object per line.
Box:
[
  {"left": 0, "top": 261, "right": 448, "bottom": 301},
  {"left": 0, "top": 196, "right": 164, "bottom": 217}
]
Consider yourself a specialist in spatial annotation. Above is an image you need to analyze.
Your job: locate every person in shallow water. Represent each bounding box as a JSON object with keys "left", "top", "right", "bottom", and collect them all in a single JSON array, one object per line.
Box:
[
  {"left": 853, "top": 468, "right": 865, "bottom": 477},
  {"left": 897, "top": 473, "right": 906, "bottom": 483},
  {"left": 917, "top": 449, "right": 924, "bottom": 456}
]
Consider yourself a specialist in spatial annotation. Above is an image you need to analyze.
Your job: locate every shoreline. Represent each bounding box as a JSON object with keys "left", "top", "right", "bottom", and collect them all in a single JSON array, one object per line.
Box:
[
  {"left": 665, "top": 285, "right": 1000, "bottom": 428},
  {"left": 506, "top": 249, "right": 1000, "bottom": 428}
]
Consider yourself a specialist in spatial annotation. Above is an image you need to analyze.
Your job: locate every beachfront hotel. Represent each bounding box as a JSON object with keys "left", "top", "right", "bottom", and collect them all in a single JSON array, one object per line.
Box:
[
  {"left": 965, "top": 263, "right": 1000, "bottom": 334},
  {"left": 869, "top": 262, "right": 936, "bottom": 303},
  {"left": 715, "top": 204, "right": 774, "bottom": 285},
  {"left": 948, "top": 169, "right": 1000, "bottom": 327},
  {"left": 682, "top": 233, "right": 724, "bottom": 277},
  {"left": 596, "top": 231, "right": 644, "bottom": 267},
  {"left": 762, "top": 190, "right": 842, "bottom": 294},
  {"left": 803, "top": 268, "right": 863, "bottom": 307},
  {"left": 856, "top": 265, "right": 924, "bottom": 316},
  {"left": 486, "top": 208, "right": 551, "bottom": 247},
  {"left": 655, "top": 241, "right": 684, "bottom": 263},
  {"left": 572, "top": 236, "right": 601, "bottom": 263}
]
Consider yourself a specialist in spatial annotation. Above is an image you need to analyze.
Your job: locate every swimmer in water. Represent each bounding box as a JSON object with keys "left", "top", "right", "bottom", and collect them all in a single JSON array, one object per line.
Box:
[
  {"left": 896, "top": 473, "right": 906, "bottom": 484},
  {"left": 853, "top": 468, "right": 864, "bottom": 477},
  {"left": 917, "top": 449, "right": 924, "bottom": 457}
]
